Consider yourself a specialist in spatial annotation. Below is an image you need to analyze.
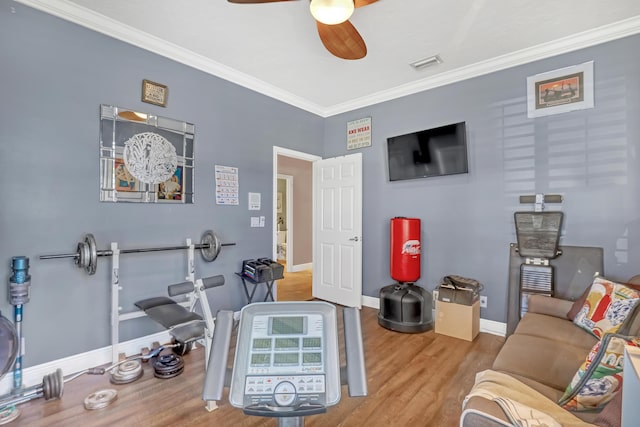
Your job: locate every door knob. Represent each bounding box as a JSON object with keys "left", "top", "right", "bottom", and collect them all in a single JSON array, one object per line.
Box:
[{"left": 349, "top": 236, "right": 359, "bottom": 242}]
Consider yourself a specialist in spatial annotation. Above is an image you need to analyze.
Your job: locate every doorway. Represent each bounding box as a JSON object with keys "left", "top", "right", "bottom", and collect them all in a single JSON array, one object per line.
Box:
[{"left": 273, "top": 147, "right": 320, "bottom": 301}]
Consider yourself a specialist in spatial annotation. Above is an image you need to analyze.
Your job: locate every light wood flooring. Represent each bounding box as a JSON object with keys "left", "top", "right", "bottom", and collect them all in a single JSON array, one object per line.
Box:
[
  {"left": 276, "top": 262, "right": 312, "bottom": 302},
  {"left": 8, "top": 306, "right": 504, "bottom": 427}
]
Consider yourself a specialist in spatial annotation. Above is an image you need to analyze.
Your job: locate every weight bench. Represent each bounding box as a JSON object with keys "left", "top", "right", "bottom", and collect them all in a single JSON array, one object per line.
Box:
[{"left": 135, "top": 275, "right": 224, "bottom": 357}]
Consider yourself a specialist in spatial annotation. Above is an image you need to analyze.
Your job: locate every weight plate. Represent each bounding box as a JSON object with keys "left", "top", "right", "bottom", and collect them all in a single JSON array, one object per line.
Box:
[
  {"left": 84, "top": 388, "right": 118, "bottom": 411},
  {"left": 200, "top": 230, "right": 220, "bottom": 262},
  {"left": 152, "top": 354, "right": 185, "bottom": 379},
  {"left": 0, "top": 406, "right": 20, "bottom": 425},
  {"left": 85, "top": 233, "right": 97, "bottom": 275},
  {"left": 75, "top": 242, "right": 88, "bottom": 269},
  {"left": 110, "top": 359, "right": 143, "bottom": 385},
  {"left": 42, "top": 369, "right": 64, "bottom": 400}
]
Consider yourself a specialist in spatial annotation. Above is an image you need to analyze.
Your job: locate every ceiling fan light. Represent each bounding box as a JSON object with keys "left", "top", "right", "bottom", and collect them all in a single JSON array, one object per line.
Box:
[{"left": 310, "top": 0, "right": 354, "bottom": 25}]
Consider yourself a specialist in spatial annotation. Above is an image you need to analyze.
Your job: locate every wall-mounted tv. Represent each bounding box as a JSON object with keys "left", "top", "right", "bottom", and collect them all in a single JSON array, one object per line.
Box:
[{"left": 387, "top": 122, "right": 468, "bottom": 182}]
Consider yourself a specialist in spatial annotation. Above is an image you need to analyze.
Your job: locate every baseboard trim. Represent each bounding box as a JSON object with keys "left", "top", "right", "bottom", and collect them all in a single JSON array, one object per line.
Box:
[
  {"left": 361, "top": 295, "right": 506, "bottom": 337},
  {"left": 361, "top": 295, "right": 379, "bottom": 309},
  {"left": 290, "top": 263, "right": 312, "bottom": 273},
  {"left": 479, "top": 319, "right": 507, "bottom": 337},
  {"left": 0, "top": 330, "right": 171, "bottom": 396}
]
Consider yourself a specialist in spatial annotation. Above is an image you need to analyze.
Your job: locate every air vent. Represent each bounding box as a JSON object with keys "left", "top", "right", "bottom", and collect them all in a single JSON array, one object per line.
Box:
[{"left": 409, "top": 55, "right": 443, "bottom": 70}]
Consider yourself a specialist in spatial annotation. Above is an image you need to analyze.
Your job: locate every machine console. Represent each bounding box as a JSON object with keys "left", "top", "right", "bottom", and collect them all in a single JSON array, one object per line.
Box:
[{"left": 228, "top": 302, "right": 341, "bottom": 414}]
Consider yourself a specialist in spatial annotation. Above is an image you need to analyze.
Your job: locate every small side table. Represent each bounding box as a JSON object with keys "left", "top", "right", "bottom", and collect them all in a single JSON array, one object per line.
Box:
[{"left": 235, "top": 272, "right": 275, "bottom": 303}]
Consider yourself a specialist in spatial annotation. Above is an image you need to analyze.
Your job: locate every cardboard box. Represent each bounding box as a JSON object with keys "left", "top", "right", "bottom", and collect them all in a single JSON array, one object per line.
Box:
[{"left": 435, "top": 299, "right": 479, "bottom": 341}]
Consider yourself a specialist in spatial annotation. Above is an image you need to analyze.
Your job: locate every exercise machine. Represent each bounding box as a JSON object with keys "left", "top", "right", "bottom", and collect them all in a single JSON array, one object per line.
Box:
[
  {"left": 514, "top": 194, "right": 563, "bottom": 317},
  {"left": 203, "top": 301, "right": 367, "bottom": 424}
]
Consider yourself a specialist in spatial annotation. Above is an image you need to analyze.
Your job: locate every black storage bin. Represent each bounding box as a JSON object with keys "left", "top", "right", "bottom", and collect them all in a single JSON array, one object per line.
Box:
[{"left": 378, "top": 283, "right": 433, "bottom": 333}]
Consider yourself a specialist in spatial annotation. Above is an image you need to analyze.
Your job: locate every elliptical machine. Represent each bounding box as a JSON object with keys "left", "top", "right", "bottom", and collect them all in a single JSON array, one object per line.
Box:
[{"left": 378, "top": 217, "right": 433, "bottom": 333}]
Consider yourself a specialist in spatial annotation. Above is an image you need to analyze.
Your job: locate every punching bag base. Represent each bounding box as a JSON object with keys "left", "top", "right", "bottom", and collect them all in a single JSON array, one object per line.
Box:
[{"left": 378, "top": 282, "right": 433, "bottom": 334}]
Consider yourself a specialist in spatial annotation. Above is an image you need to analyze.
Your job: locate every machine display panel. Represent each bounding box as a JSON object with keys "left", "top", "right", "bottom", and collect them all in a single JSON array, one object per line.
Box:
[
  {"left": 252, "top": 338, "right": 272, "bottom": 350},
  {"left": 270, "top": 316, "right": 305, "bottom": 335},
  {"left": 274, "top": 337, "right": 299, "bottom": 350},
  {"left": 274, "top": 352, "right": 299, "bottom": 366},
  {"left": 250, "top": 353, "right": 271, "bottom": 366},
  {"left": 303, "top": 352, "right": 322, "bottom": 365}
]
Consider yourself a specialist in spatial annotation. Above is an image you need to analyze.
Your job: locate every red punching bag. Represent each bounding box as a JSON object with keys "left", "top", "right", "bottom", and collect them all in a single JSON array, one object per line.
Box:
[{"left": 390, "top": 217, "right": 421, "bottom": 283}]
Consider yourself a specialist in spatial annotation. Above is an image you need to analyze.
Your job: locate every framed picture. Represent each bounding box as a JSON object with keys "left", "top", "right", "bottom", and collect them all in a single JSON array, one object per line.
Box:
[
  {"left": 157, "top": 166, "right": 183, "bottom": 201},
  {"left": 527, "top": 61, "right": 594, "bottom": 118},
  {"left": 141, "top": 79, "right": 168, "bottom": 107},
  {"left": 114, "top": 157, "right": 138, "bottom": 192}
]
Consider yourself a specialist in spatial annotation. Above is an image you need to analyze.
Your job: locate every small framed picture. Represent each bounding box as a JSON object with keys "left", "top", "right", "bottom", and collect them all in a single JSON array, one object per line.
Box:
[
  {"left": 141, "top": 79, "right": 168, "bottom": 107},
  {"left": 527, "top": 61, "right": 594, "bottom": 118},
  {"left": 114, "top": 157, "right": 138, "bottom": 192},
  {"left": 157, "top": 166, "right": 183, "bottom": 202}
]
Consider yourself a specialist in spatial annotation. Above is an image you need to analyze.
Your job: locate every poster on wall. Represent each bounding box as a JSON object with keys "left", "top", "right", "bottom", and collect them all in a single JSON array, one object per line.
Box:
[
  {"left": 215, "top": 165, "right": 239, "bottom": 205},
  {"left": 527, "top": 61, "right": 594, "bottom": 118},
  {"left": 347, "top": 117, "right": 372, "bottom": 150}
]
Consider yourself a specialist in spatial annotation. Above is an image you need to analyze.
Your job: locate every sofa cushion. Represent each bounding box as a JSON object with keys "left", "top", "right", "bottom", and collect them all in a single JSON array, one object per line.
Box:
[
  {"left": 572, "top": 277, "right": 640, "bottom": 338},
  {"left": 593, "top": 389, "right": 622, "bottom": 427},
  {"left": 514, "top": 312, "right": 597, "bottom": 350},
  {"left": 492, "top": 334, "right": 592, "bottom": 391},
  {"left": 559, "top": 333, "right": 640, "bottom": 412}
]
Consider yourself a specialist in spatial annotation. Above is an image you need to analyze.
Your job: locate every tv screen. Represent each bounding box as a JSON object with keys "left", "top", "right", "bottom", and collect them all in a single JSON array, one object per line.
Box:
[{"left": 387, "top": 122, "right": 468, "bottom": 182}]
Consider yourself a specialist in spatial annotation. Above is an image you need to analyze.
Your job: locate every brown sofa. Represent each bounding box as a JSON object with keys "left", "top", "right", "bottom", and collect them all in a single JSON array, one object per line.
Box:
[{"left": 461, "top": 276, "right": 640, "bottom": 427}]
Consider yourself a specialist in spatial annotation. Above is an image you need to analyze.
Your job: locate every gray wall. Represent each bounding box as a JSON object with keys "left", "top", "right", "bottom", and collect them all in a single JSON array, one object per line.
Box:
[
  {"left": 323, "top": 35, "right": 640, "bottom": 323},
  {"left": 0, "top": 4, "right": 323, "bottom": 366}
]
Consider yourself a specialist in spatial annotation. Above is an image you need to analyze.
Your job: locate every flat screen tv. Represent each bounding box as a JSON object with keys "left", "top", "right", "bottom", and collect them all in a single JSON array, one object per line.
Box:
[{"left": 387, "top": 122, "right": 468, "bottom": 182}]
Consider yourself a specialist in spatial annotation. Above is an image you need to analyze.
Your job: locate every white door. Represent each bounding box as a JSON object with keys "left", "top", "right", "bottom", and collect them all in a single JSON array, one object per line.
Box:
[{"left": 312, "top": 153, "right": 363, "bottom": 308}]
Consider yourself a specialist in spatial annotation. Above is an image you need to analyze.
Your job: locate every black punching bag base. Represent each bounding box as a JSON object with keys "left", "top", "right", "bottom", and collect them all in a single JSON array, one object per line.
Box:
[{"left": 378, "top": 282, "right": 433, "bottom": 333}]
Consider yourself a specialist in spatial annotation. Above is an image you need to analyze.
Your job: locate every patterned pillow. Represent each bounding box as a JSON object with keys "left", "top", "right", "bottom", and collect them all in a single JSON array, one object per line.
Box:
[
  {"left": 559, "top": 333, "right": 640, "bottom": 412},
  {"left": 573, "top": 277, "right": 640, "bottom": 338}
]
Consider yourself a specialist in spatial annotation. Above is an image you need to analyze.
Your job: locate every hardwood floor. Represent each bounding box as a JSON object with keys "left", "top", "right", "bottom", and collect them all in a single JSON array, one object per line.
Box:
[
  {"left": 8, "top": 306, "right": 504, "bottom": 427},
  {"left": 276, "top": 262, "right": 312, "bottom": 302}
]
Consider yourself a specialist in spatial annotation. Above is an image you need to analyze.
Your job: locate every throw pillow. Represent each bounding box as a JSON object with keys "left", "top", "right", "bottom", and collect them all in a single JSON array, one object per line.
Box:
[
  {"left": 559, "top": 333, "right": 640, "bottom": 412},
  {"left": 572, "top": 277, "right": 640, "bottom": 338},
  {"left": 568, "top": 275, "right": 640, "bottom": 321}
]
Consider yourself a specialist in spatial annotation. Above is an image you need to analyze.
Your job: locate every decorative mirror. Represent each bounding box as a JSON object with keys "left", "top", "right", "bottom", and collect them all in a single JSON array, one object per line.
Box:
[{"left": 99, "top": 105, "right": 194, "bottom": 203}]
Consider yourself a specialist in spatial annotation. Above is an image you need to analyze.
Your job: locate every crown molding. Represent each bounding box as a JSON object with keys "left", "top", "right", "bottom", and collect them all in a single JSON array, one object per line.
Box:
[
  {"left": 324, "top": 15, "right": 640, "bottom": 117},
  {"left": 15, "top": 0, "right": 327, "bottom": 116},
  {"left": 16, "top": 1, "right": 640, "bottom": 118}
]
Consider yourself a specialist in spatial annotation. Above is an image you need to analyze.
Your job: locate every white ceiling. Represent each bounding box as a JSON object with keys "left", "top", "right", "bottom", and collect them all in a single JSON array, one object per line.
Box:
[{"left": 17, "top": 0, "right": 640, "bottom": 117}]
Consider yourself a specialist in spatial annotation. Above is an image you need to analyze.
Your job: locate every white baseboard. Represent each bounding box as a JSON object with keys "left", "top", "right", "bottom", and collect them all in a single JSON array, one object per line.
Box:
[
  {"left": 361, "top": 295, "right": 379, "bottom": 309},
  {"left": 290, "top": 262, "right": 312, "bottom": 273},
  {"left": 0, "top": 330, "right": 171, "bottom": 396},
  {"left": 479, "top": 319, "right": 507, "bottom": 337},
  {"left": 362, "top": 295, "right": 506, "bottom": 337}
]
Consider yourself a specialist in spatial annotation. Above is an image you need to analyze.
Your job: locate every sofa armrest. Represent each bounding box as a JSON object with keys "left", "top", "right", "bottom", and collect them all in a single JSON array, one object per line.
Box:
[
  {"left": 461, "top": 396, "right": 511, "bottom": 427},
  {"left": 526, "top": 295, "right": 573, "bottom": 319}
]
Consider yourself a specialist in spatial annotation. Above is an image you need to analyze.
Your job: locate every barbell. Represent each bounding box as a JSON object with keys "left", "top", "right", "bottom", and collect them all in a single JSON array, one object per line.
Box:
[{"left": 39, "top": 230, "right": 235, "bottom": 275}]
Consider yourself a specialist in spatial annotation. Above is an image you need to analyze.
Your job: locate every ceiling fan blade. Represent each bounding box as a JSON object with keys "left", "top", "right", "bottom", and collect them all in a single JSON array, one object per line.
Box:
[
  {"left": 227, "top": 0, "right": 297, "bottom": 3},
  {"left": 316, "top": 20, "right": 366, "bottom": 60},
  {"left": 354, "top": 0, "right": 378, "bottom": 8}
]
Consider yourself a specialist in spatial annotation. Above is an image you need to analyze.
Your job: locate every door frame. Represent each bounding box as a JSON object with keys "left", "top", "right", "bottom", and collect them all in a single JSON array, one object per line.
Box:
[
  {"left": 277, "top": 174, "right": 294, "bottom": 270},
  {"left": 272, "top": 147, "right": 321, "bottom": 264}
]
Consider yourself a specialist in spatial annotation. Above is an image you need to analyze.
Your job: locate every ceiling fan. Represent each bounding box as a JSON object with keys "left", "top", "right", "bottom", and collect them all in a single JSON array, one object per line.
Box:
[{"left": 227, "top": 0, "right": 378, "bottom": 60}]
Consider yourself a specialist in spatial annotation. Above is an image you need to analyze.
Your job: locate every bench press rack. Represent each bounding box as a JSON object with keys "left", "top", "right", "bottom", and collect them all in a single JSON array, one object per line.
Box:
[
  {"left": 109, "top": 238, "right": 200, "bottom": 365},
  {"left": 39, "top": 231, "right": 235, "bottom": 365}
]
